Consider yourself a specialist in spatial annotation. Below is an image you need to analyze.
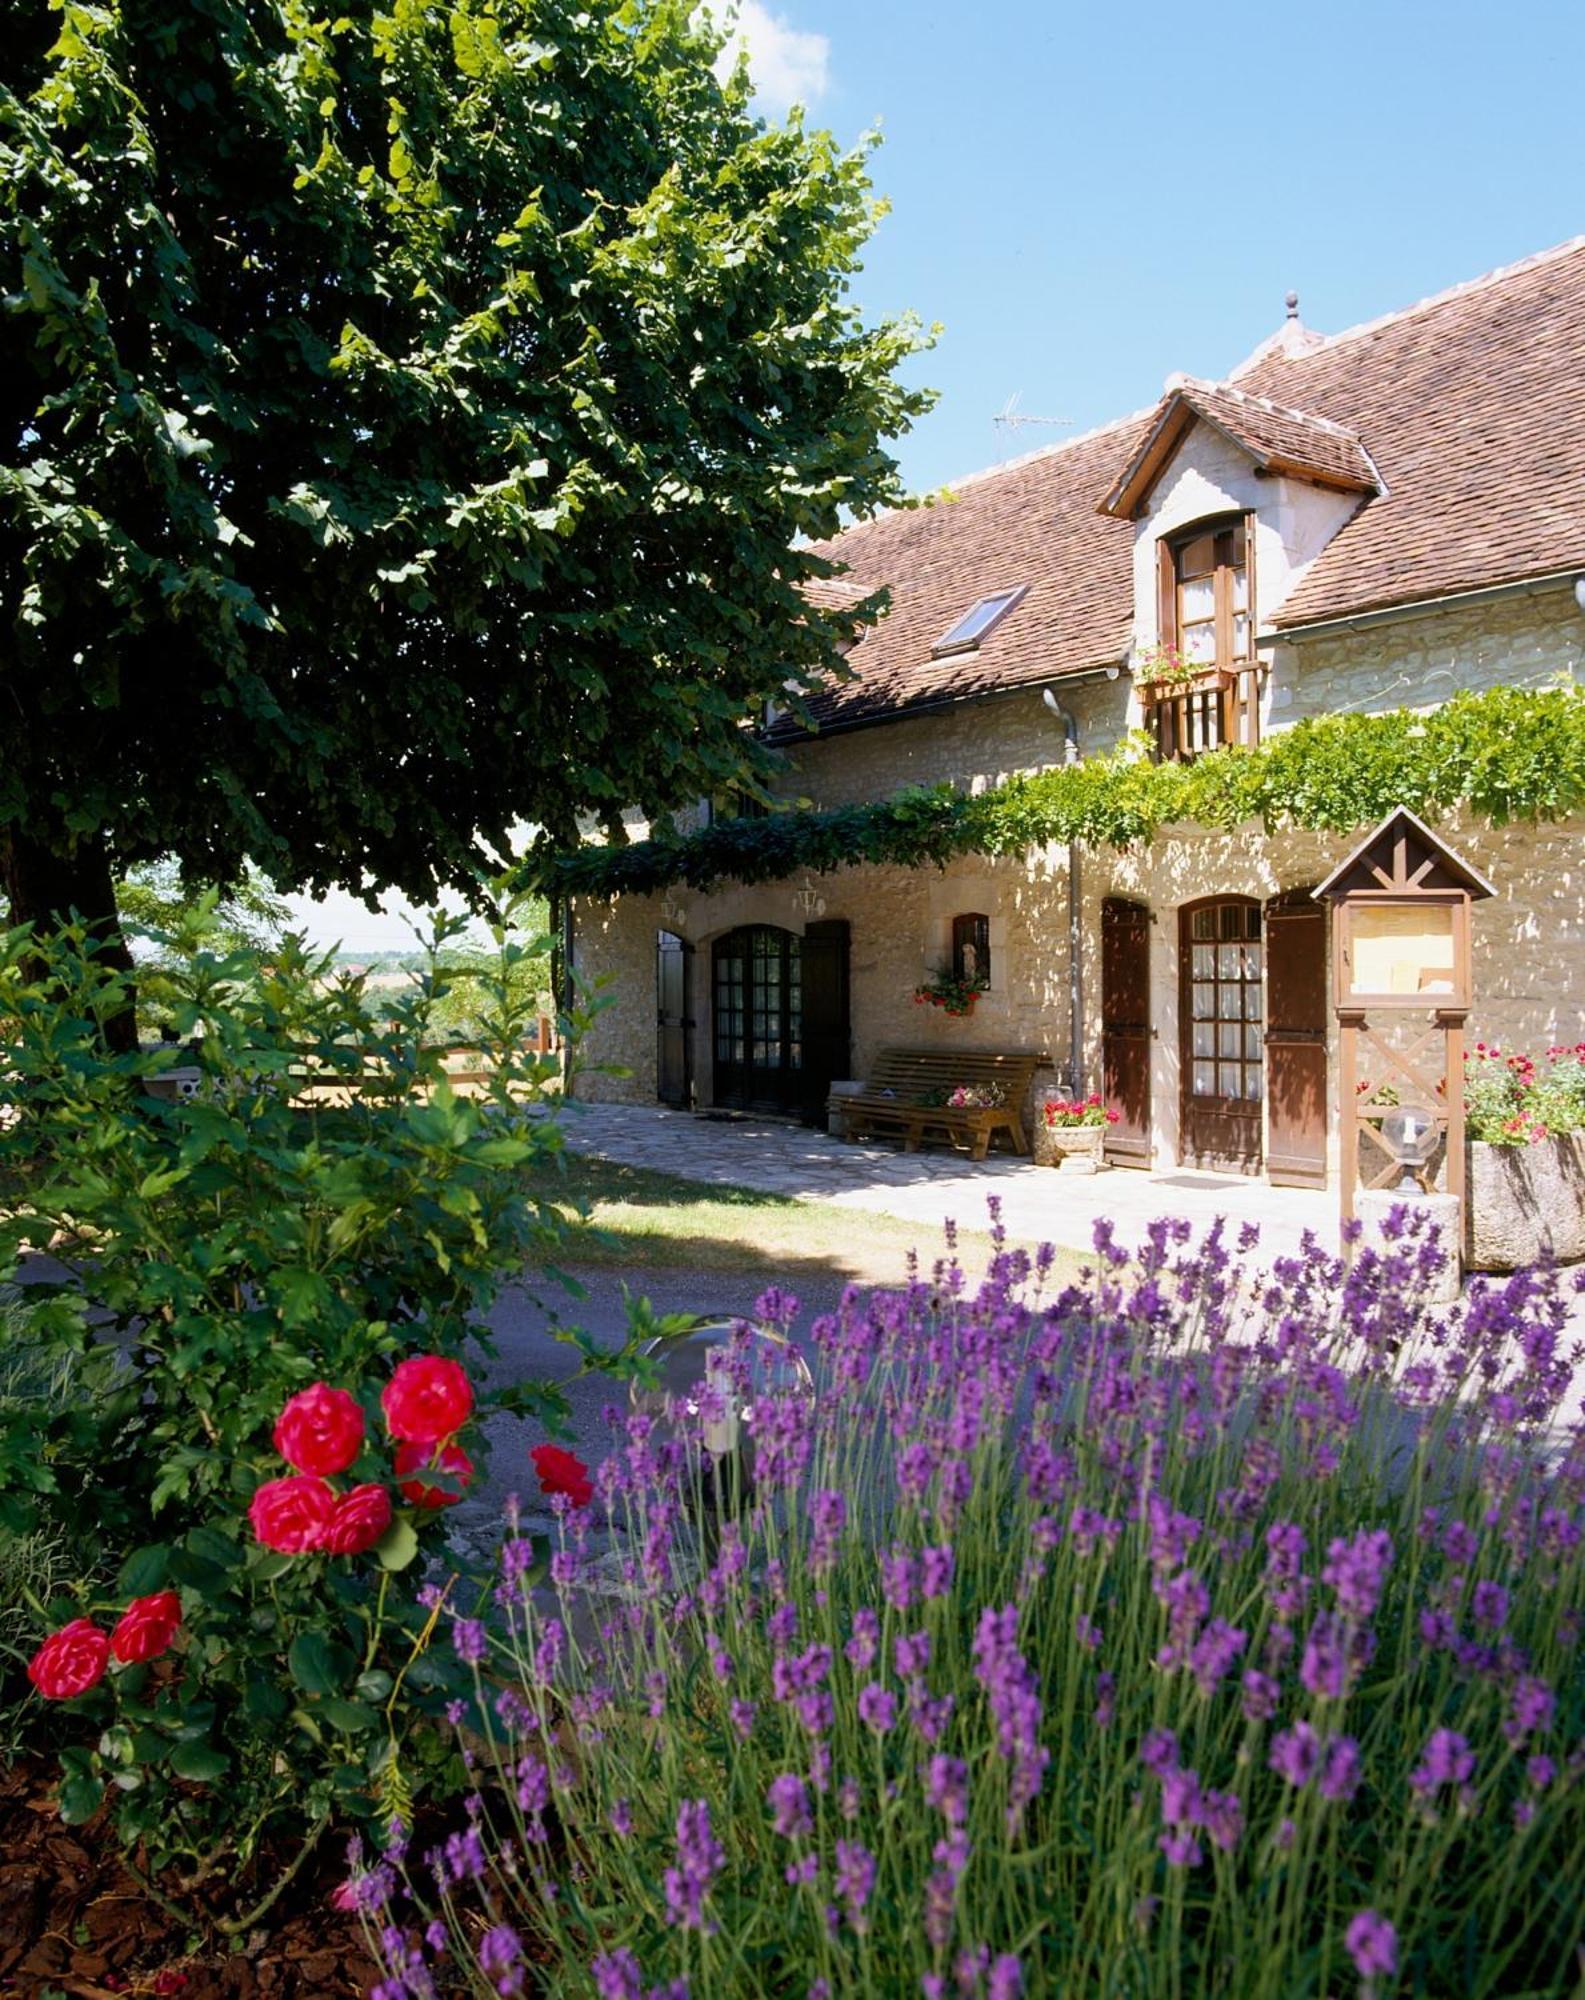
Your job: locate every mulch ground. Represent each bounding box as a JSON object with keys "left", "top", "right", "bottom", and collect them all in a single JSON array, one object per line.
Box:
[{"left": 0, "top": 1760, "right": 380, "bottom": 2000}]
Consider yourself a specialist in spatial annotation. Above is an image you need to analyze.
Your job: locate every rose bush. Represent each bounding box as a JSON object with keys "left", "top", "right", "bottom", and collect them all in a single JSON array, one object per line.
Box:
[{"left": 0, "top": 898, "right": 647, "bottom": 1924}]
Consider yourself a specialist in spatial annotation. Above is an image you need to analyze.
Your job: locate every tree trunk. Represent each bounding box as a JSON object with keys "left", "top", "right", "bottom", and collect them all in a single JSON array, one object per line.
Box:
[{"left": 1, "top": 826, "right": 139, "bottom": 1054}]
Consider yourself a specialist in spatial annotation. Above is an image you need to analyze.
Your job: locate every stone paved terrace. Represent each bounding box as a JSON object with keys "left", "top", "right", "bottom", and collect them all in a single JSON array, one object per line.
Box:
[{"left": 555, "top": 1099, "right": 1338, "bottom": 1266}]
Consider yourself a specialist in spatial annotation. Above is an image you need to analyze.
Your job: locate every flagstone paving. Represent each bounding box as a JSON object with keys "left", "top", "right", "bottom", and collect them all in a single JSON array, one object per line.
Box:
[{"left": 555, "top": 1099, "right": 1337, "bottom": 1266}]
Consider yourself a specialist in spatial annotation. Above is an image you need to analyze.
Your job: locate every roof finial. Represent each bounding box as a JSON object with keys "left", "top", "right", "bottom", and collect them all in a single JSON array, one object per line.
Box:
[{"left": 1285, "top": 289, "right": 1300, "bottom": 321}]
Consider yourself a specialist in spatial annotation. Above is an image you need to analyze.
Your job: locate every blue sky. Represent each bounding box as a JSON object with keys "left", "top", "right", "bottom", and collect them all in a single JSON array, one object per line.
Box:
[
  {"left": 289, "top": 0, "right": 1585, "bottom": 947},
  {"left": 724, "top": 0, "right": 1585, "bottom": 493}
]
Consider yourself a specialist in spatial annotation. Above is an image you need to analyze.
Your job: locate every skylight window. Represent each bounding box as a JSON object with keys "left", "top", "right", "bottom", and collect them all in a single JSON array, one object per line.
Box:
[{"left": 932, "top": 585, "right": 1027, "bottom": 657}]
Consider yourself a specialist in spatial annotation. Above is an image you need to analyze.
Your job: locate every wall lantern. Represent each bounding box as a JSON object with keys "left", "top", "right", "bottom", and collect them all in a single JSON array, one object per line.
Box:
[{"left": 1314, "top": 807, "right": 1494, "bottom": 1243}]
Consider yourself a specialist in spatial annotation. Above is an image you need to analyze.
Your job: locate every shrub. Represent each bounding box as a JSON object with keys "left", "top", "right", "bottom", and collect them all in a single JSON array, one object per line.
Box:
[
  {"left": 0, "top": 895, "right": 633, "bottom": 1925},
  {"left": 1465, "top": 1043, "right": 1585, "bottom": 1145},
  {"left": 359, "top": 1209, "right": 1584, "bottom": 1998}
]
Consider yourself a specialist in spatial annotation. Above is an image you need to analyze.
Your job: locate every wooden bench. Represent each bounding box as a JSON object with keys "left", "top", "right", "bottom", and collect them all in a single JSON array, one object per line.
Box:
[{"left": 828, "top": 1048, "right": 1044, "bottom": 1161}]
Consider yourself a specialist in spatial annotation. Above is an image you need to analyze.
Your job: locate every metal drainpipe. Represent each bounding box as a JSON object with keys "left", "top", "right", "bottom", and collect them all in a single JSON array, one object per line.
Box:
[{"left": 1041, "top": 688, "right": 1085, "bottom": 1095}]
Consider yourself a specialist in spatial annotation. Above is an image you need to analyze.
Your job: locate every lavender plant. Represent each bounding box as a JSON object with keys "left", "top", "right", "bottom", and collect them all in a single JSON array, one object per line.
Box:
[{"left": 357, "top": 1207, "right": 1585, "bottom": 1997}]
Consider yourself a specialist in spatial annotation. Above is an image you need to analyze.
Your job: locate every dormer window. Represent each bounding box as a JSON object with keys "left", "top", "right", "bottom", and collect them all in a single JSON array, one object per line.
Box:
[
  {"left": 932, "top": 585, "right": 1027, "bottom": 658},
  {"left": 1162, "top": 520, "right": 1250, "bottom": 666}
]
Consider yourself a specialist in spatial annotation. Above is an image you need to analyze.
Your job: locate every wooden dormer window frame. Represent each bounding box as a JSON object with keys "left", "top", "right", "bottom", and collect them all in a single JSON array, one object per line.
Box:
[{"left": 1156, "top": 514, "right": 1256, "bottom": 670}]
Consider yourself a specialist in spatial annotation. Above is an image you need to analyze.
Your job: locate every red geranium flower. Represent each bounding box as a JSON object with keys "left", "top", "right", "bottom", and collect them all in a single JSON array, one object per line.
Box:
[
  {"left": 530, "top": 1443, "right": 594, "bottom": 1509},
  {"left": 27, "top": 1617, "right": 110, "bottom": 1700},
  {"left": 110, "top": 1591, "right": 184, "bottom": 1665},
  {"left": 248, "top": 1473, "right": 335, "bottom": 1553},
  {"left": 394, "top": 1438, "right": 474, "bottom": 1510},
  {"left": 320, "top": 1484, "right": 393, "bottom": 1556},
  {"left": 273, "top": 1382, "right": 365, "bottom": 1477},
  {"left": 382, "top": 1356, "right": 474, "bottom": 1445}
]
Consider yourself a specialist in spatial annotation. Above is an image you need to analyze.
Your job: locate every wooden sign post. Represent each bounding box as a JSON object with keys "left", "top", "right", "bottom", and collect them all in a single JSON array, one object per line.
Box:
[{"left": 1313, "top": 809, "right": 1494, "bottom": 1240}]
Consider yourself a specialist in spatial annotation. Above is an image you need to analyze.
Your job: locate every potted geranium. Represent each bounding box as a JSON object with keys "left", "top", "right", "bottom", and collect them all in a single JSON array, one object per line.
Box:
[
  {"left": 913, "top": 966, "right": 989, "bottom": 1018},
  {"left": 1134, "top": 642, "right": 1226, "bottom": 701},
  {"left": 1035, "top": 1093, "right": 1117, "bottom": 1171}
]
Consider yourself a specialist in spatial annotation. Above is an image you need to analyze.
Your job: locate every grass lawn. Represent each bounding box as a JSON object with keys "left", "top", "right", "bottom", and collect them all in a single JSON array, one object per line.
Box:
[{"left": 535, "top": 1151, "right": 1072, "bottom": 1288}]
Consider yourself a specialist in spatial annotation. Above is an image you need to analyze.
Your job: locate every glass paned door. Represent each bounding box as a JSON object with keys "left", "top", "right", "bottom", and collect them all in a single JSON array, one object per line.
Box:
[
  {"left": 712, "top": 927, "right": 803, "bottom": 1111},
  {"left": 1179, "top": 899, "right": 1263, "bottom": 1173}
]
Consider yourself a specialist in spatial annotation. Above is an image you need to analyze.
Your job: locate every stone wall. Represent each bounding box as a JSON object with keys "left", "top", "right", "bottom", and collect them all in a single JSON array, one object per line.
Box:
[{"left": 571, "top": 590, "right": 1585, "bottom": 1187}]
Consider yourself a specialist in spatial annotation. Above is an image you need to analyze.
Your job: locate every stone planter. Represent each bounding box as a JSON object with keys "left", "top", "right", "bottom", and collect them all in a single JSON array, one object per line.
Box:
[
  {"left": 1467, "top": 1133, "right": 1585, "bottom": 1270},
  {"left": 1035, "top": 1124, "right": 1105, "bottom": 1173}
]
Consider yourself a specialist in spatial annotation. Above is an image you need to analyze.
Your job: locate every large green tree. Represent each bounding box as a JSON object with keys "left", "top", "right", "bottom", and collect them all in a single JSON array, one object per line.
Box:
[{"left": 1, "top": 0, "right": 927, "bottom": 1008}]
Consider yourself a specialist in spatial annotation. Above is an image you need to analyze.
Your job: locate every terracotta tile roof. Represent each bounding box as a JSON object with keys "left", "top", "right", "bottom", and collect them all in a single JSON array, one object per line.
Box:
[
  {"left": 1098, "top": 378, "right": 1379, "bottom": 518},
  {"left": 789, "top": 236, "right": 1585, "bottom": 730},
  {"left": 784, "top": 415, "right": 1146, "bottom": 732},
  {"left": 1242, "top": 238, "right": 1585, "bottom": 628}
]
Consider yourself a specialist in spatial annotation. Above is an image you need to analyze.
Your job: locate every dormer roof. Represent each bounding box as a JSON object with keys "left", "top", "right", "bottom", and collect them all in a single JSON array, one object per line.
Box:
[{"left": 1097, "top": 377, "right": 1381, "bottom": 520}]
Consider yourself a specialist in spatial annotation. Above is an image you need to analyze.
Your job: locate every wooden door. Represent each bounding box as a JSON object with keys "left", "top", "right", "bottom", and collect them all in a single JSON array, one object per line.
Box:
[
  {"left": 1102, "top": 897, "right": 1152, "bottom": 1166},
  {"left": 656, "top": 930, "right": 692, "bottom": 1107},
  {"left": 712, "top": 926, "right": 802, "bottom": 1113},
  {"left": 798, "top": 919, "right": 850, "bottom": 1126},
  {"left": 1265, "top": 890, "right": 1328, "bottom": 1187},
  {"left": 1179, "top": 898, "right": 1263, "bottom": 1175}
]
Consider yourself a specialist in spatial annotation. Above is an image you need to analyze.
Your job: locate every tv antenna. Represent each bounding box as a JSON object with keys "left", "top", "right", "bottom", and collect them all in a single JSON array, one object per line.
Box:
[{"left": 993, "top": 391, "right": 1075, "bottom": 437}]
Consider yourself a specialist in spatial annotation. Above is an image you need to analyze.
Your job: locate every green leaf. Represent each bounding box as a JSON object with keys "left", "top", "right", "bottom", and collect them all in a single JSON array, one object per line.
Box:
[
  {"left": 168, "top": 1739, "right": 229, "bottom": 1783},
  {"left": 355, "top": 1668, "right": 394, "bottom": 1702},
  {"left": 58, "top": 1774, "right": 104, "bottom": 1824},
  {"left": 319, "top": 1697, "right": 380, "bottom": 1735},
  {"left": 287, "top": 1631, "right": 355, "bottom": 1696},
  {"left": 118, "top": 1544, "right": 172, "bottom": 1596},
  {"left": 372, "top": 1516, "right": 420, "bottom": 1573}
]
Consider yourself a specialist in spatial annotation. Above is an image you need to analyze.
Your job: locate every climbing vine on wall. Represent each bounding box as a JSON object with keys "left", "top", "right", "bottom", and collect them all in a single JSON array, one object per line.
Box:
[{"left": 534, "top": 684, "right": 1585, "bottom": 900}]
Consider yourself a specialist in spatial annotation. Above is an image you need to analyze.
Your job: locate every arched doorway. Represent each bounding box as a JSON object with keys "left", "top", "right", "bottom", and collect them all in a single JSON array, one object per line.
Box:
[
  {"left": 711, "top": 922, "right": 849, "bottom": 1120},
  {"left": 1179, "top": 896, "right": 1263, "bottom": 1174}
]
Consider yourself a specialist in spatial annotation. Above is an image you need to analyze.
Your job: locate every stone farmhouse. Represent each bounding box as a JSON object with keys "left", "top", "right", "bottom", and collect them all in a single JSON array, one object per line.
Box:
[{"left": 567, "top": 238, "right": 1585, "bottom": 1193}]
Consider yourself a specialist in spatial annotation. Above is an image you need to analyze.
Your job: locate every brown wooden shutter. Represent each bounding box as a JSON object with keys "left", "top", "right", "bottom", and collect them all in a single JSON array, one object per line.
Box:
[
  {"left": 1156, "top": 538, "right": 1177, "bottom": 650},
  {"left": 1265, "top": 890, "right": 1328, "bottom": 1187},
  {"left": 1102, "top": 897, "right": 1152, "bottom": 1166},
  {"left": 798, "top": 919, "right": 851, "bottom": 1126}
]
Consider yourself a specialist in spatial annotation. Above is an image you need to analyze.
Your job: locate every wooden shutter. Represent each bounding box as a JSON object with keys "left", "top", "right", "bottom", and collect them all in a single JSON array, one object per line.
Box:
[
  {"left": 1265, "top": 890, "right": 1328, "bottom": 1187},
  {"left": 1156, "top": 538, "right": 1177, "bottom": 650},
  {"left": 798, "top": 919, "right": 851, "bottom": 1126},
  {"left": 1101, "top": 897, "right": 1152, "bottom": 1166}
]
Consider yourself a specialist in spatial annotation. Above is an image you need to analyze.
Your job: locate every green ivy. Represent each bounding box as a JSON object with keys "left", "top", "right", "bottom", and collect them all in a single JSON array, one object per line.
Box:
[{"left": 537, "top": 684, "right": 1585, "bottom": 899}]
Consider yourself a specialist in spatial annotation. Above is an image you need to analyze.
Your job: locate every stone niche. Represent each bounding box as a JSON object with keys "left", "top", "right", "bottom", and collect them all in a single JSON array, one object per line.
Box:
[{"left": 1466, "top": 1135, "right": 1585, "bottom": 1271}]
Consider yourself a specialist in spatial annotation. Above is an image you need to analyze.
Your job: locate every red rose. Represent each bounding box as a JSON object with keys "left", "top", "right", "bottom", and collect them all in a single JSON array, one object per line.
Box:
[
  {"left": 382, "top": 1356, "right": 473, "bottom": 1445},
  {"left": 320, "top": 1484, "right": 393, "bottom": 1556},
  {"left": 249, "top": 1473, "right": 335, "bottom": 1553},
  {"left": 273, "top": 1382, "right": 365, "bottom": 1476},
  {"left": 530, "top": 1443, "right": 593, "bottom": 1509},
  {"left": 394, "top": 1438, "right": 474, "bottom": 1510},
  {"left": 27, "top": 1618, "right": 110, "bottom": 1700},
  {"left": 110, "top": 1591, "right": 183, "bottom": 1665}
]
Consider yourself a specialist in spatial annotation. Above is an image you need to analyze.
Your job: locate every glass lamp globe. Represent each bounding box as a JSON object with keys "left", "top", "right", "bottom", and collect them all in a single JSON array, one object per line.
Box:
[
  {"left": 1380, "top": 1105, "right": 1439, "bottom": 1192},
  {"left": 629, "top": 1320, "right": 813, "bottom": 1465}
]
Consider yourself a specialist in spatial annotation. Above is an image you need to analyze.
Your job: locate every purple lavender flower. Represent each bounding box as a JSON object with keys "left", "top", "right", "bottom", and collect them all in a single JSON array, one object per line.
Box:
[
  {"left": 1410, "top": 1728, "right": 1475, "bottom": 1798},
  {"left": 1322, "top": 1528, "right": 1393, "bottom": 1623},
  {"left": 1140, "top": 1728, "right": 1179, "bottom": 1776},
  {"left": 1187, "top": 1617, "right": 1246, "bottom": 1695},
  {"left": 1270, "top": 1721, "right": 1322, "bottom": 1789},
  {"left": 591, "top": 1948, "right": 643, "bottom": 2000},
  {"left": 478, "top": 1923, "right": 524, "bottom": 1995},
  {"left": 925, "top": 1753, "right": 970, "bottom": 1823},
  {"left": 1506, "top": 1674, "right": 1555, "bottom": 1744},
  {"left": 920, "top": 1544, "right": 955, "bottom": 1598},
  {"left": 987, "top": 1954, "right": 1024, "bottom": 2000},
  {"left": 1240, "top": 1670, "right": 1279, "bottom": 1722},
  {"left": 768, "top": 1773, "right": 813, "bottom": 1839},
  {"left": 880, "top": 1546, "right": 917, "bottom": 1611},
  {"left": 973, "top": 1605, "right": 1050, "bottom": 1828},
  {"left": 1320, "top": 1736, "right": 1362, "bottom": 1803},
  {"left": 1300, "top": 1615, "right": 1349, "bottom": 1699},
  {"left": 809, "top": 1489, "right": 846, "bottom": 1570},
  {"left": 1158, "top": 1829, "right": 1202, "bottom": 1869},
  {"left": 833, "top": 1839, "right": 876, "bottom": 1929},
  {"left": 858, "top": 1683, "right": 897, "bottom": 1733},
  {"left": 663, "top": 1799, "right": 723, "bottom": 1931},
  {"left": 730, "top": 1698, "right": 757, "bottom": 1741},
  {"left": 845, "top": 1606, "right": 879, "bottom": 1670},
  {"left": 609, "top": 1798, "right": 633, "bottom": 1837},
  {"left": 451, "top": 1617, "right": 488, "bottom": 1665},
  {"left": 895, "top": 1629, "right": 932, "bottom": 1678},
  {"left": 1472, "top": 1580, "right": 1509, "bottom": 1629},
  {"left": 1344, "top": 1909, "right": 1397, "bottom": 1982}
]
